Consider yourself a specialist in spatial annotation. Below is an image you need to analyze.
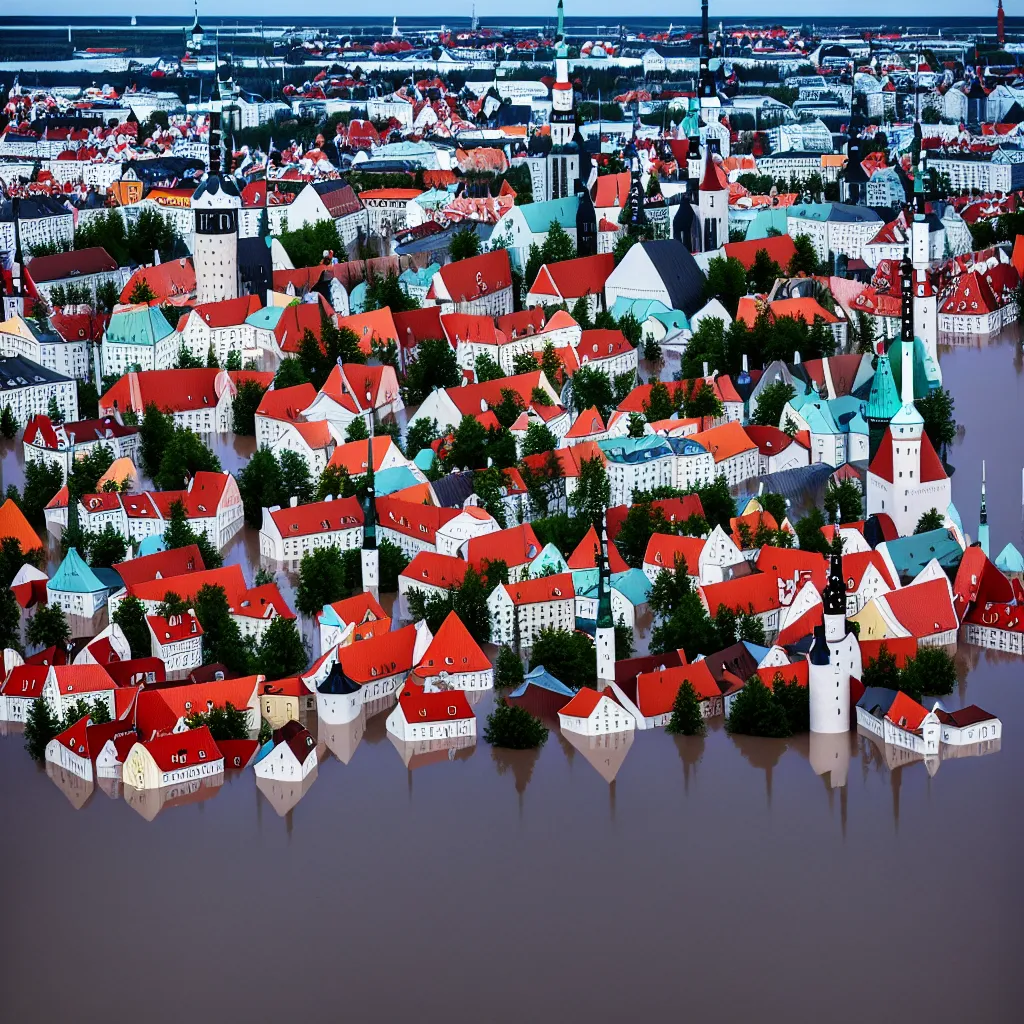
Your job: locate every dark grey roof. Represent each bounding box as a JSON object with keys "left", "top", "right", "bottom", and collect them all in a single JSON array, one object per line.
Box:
[
  {"left": 317, "top": 663, "right": 360, "bottom": 696},
  {"left": 759, "top": 462, "right": 834, "bottom": 502},
  {"left": 193, "top": 172, "right": 242, "bottom": 201},
  {"left": 431, "top": 471, "right": 476, "bottom": 509},
  {"left": 638, "top": 240, "right": 706, "bottom": 317},
  {"left": 0, "top": 196, "right": 72, "bottom": 222},
  {"left": 238, "top": 236, "right": 273, "bottom": 303},
  {"left": 856, "top": 686, "right": 901, "bottom": 715},
  {"left": 0, "top": 354, "right": 72, "bottom": 391}
]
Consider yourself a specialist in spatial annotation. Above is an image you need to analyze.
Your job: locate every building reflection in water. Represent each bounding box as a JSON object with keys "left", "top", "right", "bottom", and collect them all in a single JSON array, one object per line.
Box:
[
  {"left": 389, "top": 733, "right": 476, "bottom": 772},
  {"left": 45, "top": 761, "right": 94, "bottom": 810},
  {"left": 490, "top": 744, "right": 542, "bottom": 816},
  {"left": 560, "top": 728, "right": 634, "bottom": 784},
  {"left": 317, "top": 710, "right": 367, "bottom": 765},
  {"left": 256, "top": 765, "right": 318, "bottom": 819},
  {"left": 122, "top": 773, "right": 224, "bottom": 822},
  {"left": 729, "top": 733, "right": 788, "bottom": 807},
  {"left": 672, "top": 733, "right": 705, "bottom": 792}
]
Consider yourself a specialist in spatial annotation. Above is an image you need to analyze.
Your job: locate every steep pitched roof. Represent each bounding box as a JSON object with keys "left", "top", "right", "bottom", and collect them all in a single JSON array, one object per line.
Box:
[
  {"left": 0, "top": 497, "right": 43, "bottom": 552},
  {"left": 416, "top": 611, "right": 491, "bottom": 675},
  {"left": 467, "top": 523, "right": 542, "bottom": 572},
  {"left": 436, "top": 249, "right": 511, "bottom": 303},
  {"left": 868, "top": 428, "right": 947, "bottom": 484},
  {"left": 400, "top": 550, "right": 468, "bottom": 590},
  {"left": 884, "top": 578, "right": 957, "bottom": 636}
]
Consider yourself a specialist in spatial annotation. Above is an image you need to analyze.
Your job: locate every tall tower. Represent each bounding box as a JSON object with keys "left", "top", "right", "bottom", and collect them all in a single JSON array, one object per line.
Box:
[
  {"left": 2, "top": 196, "right": 26, "bottom": 320},
  {"left": 979, "top": 460, "right": 989, "bottom": 557},
  {"left": 595, "top": 515, "right": 615, "bottom": 688},
  {"left": 698, "top": 146, "right": 728, "bottom": 252},
  {"left": 808, "top": 552, "right": 861, "bottom": 734},
  {"left": 910, "top": 150, "right": 938, "bottom": 368},
  {"left": 361, "top": 429, "right": 380, "bottom": 593},
  {"left": 192, "top": 76, "right": 241, "bottom": 306},
  {"left": 624, "top": 143, "right": 647, "bottom": 234},
  {"left": 698, "top": 0, "right": 720, "bottom": 117},
  {"left": 998, "top": 1, "right": 1006, "bottom": 47},
  {"left": 550, "top": 2, "right": 577, "bottom": 148}
]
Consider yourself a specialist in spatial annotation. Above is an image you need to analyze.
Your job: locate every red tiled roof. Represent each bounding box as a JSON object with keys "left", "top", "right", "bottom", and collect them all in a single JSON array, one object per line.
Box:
[
  {"left": 400, "top": 551, "right": 468, "bottom": 590},
  {"left": 416, "top": 611, "right": 492, "bottom": 675},
  {"left": 0, "top": 498, "right": 44, "bottom": 553},
  {"left": 576, "top": 328, "right": 632, "bottom": 363},
  {"left": 722, "top": 235, "right": 797, "bottom": 271},
  {"left": 844, "top": 550, "right": 897, "bottom": 592},
  {"left": 49, "top": 665, "right": 115, "bottom": 696},
  {"left": 128, "top": 565, "right": 247, "bottom": 606},
  {"left": 113, "top": 544, "right": 204, "bottom": 588},
  {"left": 327, "top": 435, "right": 396, "bottom": 476},
  {"left": 137, "top": 725, "right": 222, "bottom": 772},
  {"left": 154, "top": 676, "right": 260, "bottom": 722},
  {"left": 528, "top": 252, "right": 616, "bottom": 300},
  {"left": 643, "top": 533, "right": 705, "bottom": 574},
  {"left": 269, "top": 496, "right": 363, "bottom": 538},
  {"left": 100, "top": 368, "right": 226, "bottom": 416},
  {"left": 700, "top": 573, "right": 784, "bottom": 616},
  {"left": 256, "top": 382, "right": 318, "bottom": 422},
  {"left": 376, "top": 496, "right": 461, "bottom": 545},
  {"left": 467, "top": 523, "right": 542, "bottom": 572},
  {"left": 147, "top": 610, "right": 203, "bottom": 644},
  {"left": 0, "top": 665, "right": 47, "bottom": 699},
  {"left": 567, "top": 526, "right": 629, "bottom": 573},
  {"left": 564, "top": 406, "right": 606, "bottom": 440},
  {"left": 559, "top": 687, "right": 616, "bottom": 719},
  {"left": 754, "top": 546, "right": 828, "bottom": 589},
  {"left": 744, "top": 424, "right": 796, "bottom": 456},
  {"left": 933, "top": 704, "right": 998, "bottom": 728},
  {"left": 395, "top": 681, "right": 474, "bottom": 723},
  {"left": 436, "top": 249, "right": 512, "bottom": 303},
  {"left": 756, "top": 661, "right": 809, "bottom": 689},
  {"left": 635, "top": 661, "right": 719, "bottom": 716},
  {"left": 500, "top": 572, "right": 575, "bottom": 606},
  {"left": 184, "top": 295, "right": 261, "bottom": 330},
  {"left": 28, "top": 246, "right": 117, "bottom": 283},
  {"left": 119, "top": 258, "right": 195, "bottom": 305},
  {"left": 441, "top": 312, "right": 503, "bottom": 346},
  {"left": 691, "top": 420, "right": 758, "bottom": 463},
  {"left": 884, "top": 690, "right": 929, "bottom": 732},
  {"left": 337, "top": 622, "right": 418, "bottom": 683},
  {"left": 884, "top": 579, "right": 957, "bottom": 637},
  {"left": 394, "top": 305, "right": 444, "bottom": 349},
  {"left": 337, "top": 307, "right": 399, "bottom": 355}
]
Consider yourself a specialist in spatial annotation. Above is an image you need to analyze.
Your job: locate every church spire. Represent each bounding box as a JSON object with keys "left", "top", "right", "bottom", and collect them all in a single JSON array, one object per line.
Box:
[
  {"left": 979, "top": 460, "right": 990, "bottom": 556},
  {"left": 899, "top": 251, "right": 914, "bottom": 345},
  {"left": 822, "top": 551, "right": 846, "bottom": 616},
  {"left": 597, "top": 515, "right": 612, "bottom": 630},
  {"left": 208, "top": 74, "right": 223, "bottom": 177},
  {"left": 363, "top": 425, "right": 376, "bottom": 551}
]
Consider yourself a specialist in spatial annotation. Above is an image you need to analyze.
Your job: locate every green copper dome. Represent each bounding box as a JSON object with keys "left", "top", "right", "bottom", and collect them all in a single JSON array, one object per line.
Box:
[{"left": 866, "top": 353, "right": 900, "bottom": 422}]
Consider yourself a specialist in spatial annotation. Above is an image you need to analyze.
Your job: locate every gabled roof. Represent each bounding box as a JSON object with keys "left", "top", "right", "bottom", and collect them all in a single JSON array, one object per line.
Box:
[
  {"left": 416, "top": 611, "right": 491, "bottom": 675},
  {"left": 100, "top": 368, "right": 227, "bottom": 416},
  {"left": 337, "top": 622, "right": 418, "bottom": 683},
  {"left": 127, "top": 564, "right": 247, "bottom": 607},
  {"left": 396, "top": 682, "right": 474, "bottom": 722},
  {"left": 558, "top": 687, "right": 619, "bottom": 719},
  {"left": 27, "top": 246, "right": 117, "bottom": 283},
  {"left": 883, "top": 578, "right": 957, "bottom": 636},
  {"left": 499, "top": 572, "right": 575, "bottom": 606},
  {"left": 567, "top": 526, "right": 629, "bottom": 573},
  {"left": 268, "top": 497, "right": 363, "bottom": 539},
  {"left": 690, "top": 420, "right": 758, "bottom": 463},
  {"left": 327, "top": 435, "right": 397, "bottom": 476},
  {"left": 634, "top": 661, "right": 719, "bottom": 716},
  {"left": 721, "top": 235, "right": 797, "bottom": 271},
  {"left": 868, "top": 427, "right": 947, "bottom": 484},
  {"left": 48, "top": 665, "right": 115, "bottom": 695},
  {"left": 135, "top": 725, "right": 222, "bottom": 772},
  {"left": 467, "top": 523, "right": 542, "bottom": 572},
  {"left": 112, "top": 544, "right": 204, "bottom": 588},
  {"left": 400, "top": 550, "right": 467, "bottom": 590},
  {"left": 0, "top": 497, "right": 43, "bottom": 553},
  {"left": 528, "top": 252, "right": 616, "bottom": 300},
  {"left": 256, "top": 382, "right": 318, "bottom": 422},
  {"left": 643, "top": 533, "right": 705, "bottom": 574},
  {"left": 435, "top": 249, "right": 511, "bottom": 303},
  {"left": 154, "top": 676, "right": 260, "bottom": 722}
]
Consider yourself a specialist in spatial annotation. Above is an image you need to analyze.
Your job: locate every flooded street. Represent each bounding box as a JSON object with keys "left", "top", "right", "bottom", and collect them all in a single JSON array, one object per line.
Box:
[{"left": 1, "top": 334, "right": 1023, "bottom": 1023}]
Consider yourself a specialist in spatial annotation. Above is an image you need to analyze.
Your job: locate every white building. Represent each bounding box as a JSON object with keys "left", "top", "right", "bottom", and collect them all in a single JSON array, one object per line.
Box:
[
  {"left": 259, "top": 496, "right": 364, "bottom": 563},
  {"left": 147, "top": 610, "right": 203, "bottom": 672},
  {"left": 253, "top": 722, "right": 318, "bottom": 781},
  {"left": 487, "top": 572, "right": 576, "bottom": 647},
  {"left": 0, "top": 355, "right": 77, "bottom": 427},
  {"left": 558, "top": 688, "right": 636, "bottom": 736},
  {"left": 121, "top": 726, "right": 225, "bottom": 791},
  {"left": 385, "top": 683, "right": 476, "bottom": 742}
]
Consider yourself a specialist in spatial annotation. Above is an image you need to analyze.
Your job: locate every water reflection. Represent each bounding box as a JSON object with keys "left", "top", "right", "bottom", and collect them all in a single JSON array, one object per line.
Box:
[
  {"left": 122, "top": 774, "right": 224, "bottom": 822},
  {"left": 45, "top": 761, "right": 94, "bottom": 810},
  {"left": 560, "top": 728, "right": 634, "bottom": 784},
  {"left": 256, "top": 765, "right": 319, "bottom": 818},
  {"left": 317, "top": 709, "right": 367, "bottom": 765},
  {"left": 389, "top": 733, "right": 476, "bottom": 770}
]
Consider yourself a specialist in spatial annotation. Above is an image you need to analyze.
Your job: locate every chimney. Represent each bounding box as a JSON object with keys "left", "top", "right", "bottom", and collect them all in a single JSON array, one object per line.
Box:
[
  {"left": 702, "top": 361, "right": 709, "bottom": 377},
  {"left": 290, "top": 496, "right": 299, "bottom": 507},
  {"left": 153, "top": 249, "right": 161, "bottom": 266},
  {"left": 793, "top": 351, "right": 801, "bottom": 364},
  {"left": 741, "top": 353, "right": 749, "bottom": 372}
]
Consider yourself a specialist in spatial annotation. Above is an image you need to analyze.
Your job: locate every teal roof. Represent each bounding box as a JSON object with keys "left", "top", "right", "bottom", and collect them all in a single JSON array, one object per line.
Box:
[
  {"left": 610, "top": 568, "right": 651, "bottom": 607},
  {"left": 887, "top": 338, "right": 939, "bottom": 400},
  {"left": 399, "top": 262, "right": 439, "bottom": 289},
  {"left": 610, "top": 296, "right": 671, "bottom": 321},
  {"left": 790, "top": 393, "right": 867, "bottom": 436},
  {"left": 414, "top": 188, "right": 455, "bottom": 208},
  {"left": 529, "top": 542, "right": 569, "bottom": 577},
  {"left": 105, "top": 305, "right": 175, "bottom": 347},
  {"left": 348, "top": 281, "right": 367, "bottom": 315},
  {"left": 866, "top": 354, "right": 901, "bottom": 421},
  {"left": 246, "top": 306, "right": 286, "bottom": 330},
  {"left": 412, "top": 447, "right": 436, "bottom": 472},
  {"left": 946, "top": 500, "right": 964, "bottom": 536},
  {"left": 996, "top": 542, "right": 1024, "bottom": 573},
  {"left": 509, "top": 664, "right": 574, "bottom": 698},
  {"left": 48, "top": 547, "right": 109, "bottom": 595},
  {"left": 519, "top": 195, "right": 579, "bottom": 233},
  {"left": 651, "top": 309, "right": 690, "bottom": 331},
  {"left": 743, "top": 207, "right": 791, "bottom": 240},
  {"left": 882, "top": 529, "right": 963, "bottom": 579},
  {"left": 137, "top": 535, "right": 167, "bottom": 556},
  {"left": 375, "top": 465, "right": 420, "bottom": 497}
]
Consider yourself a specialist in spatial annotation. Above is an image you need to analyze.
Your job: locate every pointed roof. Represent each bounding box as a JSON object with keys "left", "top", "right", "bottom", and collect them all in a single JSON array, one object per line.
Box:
[
  {"left": 568, "top": 525, "right": 629, "bottom": 573},
  {"left": 48, "top": 547, "right": 108, "bottom": 594},
  {"left": 868, "top": 424, "right": 946, "bottom": 485},
  {"left": 0, "top": 498, "right": 43, "bottom": 553},
  {"left": 866, "top": 354, "right": 901, "bottom": 422},
  {"left": 699, "top": 150, "right": 727, "bottom": 193},
  {"left": 415, "top": 611, "right": 491, "bottom": 675}
]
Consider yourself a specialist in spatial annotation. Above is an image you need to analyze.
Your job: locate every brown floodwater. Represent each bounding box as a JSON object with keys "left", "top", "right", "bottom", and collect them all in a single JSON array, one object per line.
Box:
[{"left": 1, "top": 332, "right": 1023, "bottom": 1023}]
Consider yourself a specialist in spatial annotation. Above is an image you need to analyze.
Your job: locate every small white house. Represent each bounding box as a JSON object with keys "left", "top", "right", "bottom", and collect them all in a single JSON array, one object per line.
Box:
[
  {"left": 414, "top": 611, "right": 493, "bottom": 692},
  {"left": 385, "top": 683, "right": 476, "bottom": 742},
  {"left": 934, "top": 705, "right": 1002, "bottom": 746},
  {"left": 121, "top": 725, "right": 224, "bottom": 791},
  {"left": 253, "top": 721, "right": 318, "bottom": 781},
  {"left": 146, "top": 610, "right": 203, "bottom": 672},
  {"left": 557, "top": 688, "right": 636, "bottom": 736}
]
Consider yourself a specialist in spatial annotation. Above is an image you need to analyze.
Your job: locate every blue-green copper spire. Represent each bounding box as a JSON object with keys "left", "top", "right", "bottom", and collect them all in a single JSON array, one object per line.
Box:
[{"left": 596, "top": 515, "right": 613, "bottom": 630}]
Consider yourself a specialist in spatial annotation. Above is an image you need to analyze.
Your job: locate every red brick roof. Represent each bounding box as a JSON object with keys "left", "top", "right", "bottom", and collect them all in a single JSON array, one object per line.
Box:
[
  {"left": 395, "top": 681, "right": 474, "bottom": 723},
  {"left": 394, "top": 305, "right": 443, "bottom": 349},
  {"left": 183, "top": 295, "right": 261, "bottom": 330},
  {"left": 127, "top": 565, "right": 247, "bottom": 606},
  {"left": 119, "top": 258, "right": 195, "bottom": 305},
  {"left": 376, "top": 496, "right": 461, "bottom": 545},
  {"left": 100, "top": 368, "right": 227, "bottom": 416}
]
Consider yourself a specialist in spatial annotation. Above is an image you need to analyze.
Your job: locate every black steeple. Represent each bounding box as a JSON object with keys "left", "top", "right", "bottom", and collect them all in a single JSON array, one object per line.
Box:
[
  {"left": 822, "top": 552, "right": 846, "bottom": 615},
  {"left": 899, "top": 251, "right": 914, "bottom": 343},
  {"left": 209, "top": 75, "right": 222, "bottom": 176}
]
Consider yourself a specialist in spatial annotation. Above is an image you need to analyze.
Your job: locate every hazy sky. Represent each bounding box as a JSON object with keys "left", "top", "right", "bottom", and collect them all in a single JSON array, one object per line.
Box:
[{"left": 15, "top": 2, "right": 1002, "bottom": 18}]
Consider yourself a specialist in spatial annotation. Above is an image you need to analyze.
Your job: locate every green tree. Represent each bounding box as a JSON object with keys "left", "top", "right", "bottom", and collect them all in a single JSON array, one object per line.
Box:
[
  {"left": 449, "top": 226, "right": 481, "bottom": 261},
  {"left": 862, "top": 643, "right": 902, "bottom": 690},
  {"left": 113, "top": 594, "right": 151, "bottom": 659},
  {"left": 666, "top": 680, "right": 706, "bottom": 736},
  {"left": 446, "top": 414, "right": 489, "bottom": 471},
  {"left": 379, "top": 537, "right": 409, "bottom": 592},
  {"left": 693, "top": 476, "right": 736, "bottom": 530},
  {"left": 529, "top": 627, "right": 596, "bottom": 690},
  {"left": 540, "top": 342, "right": 563, "bottom": 387},
  {"left": 752, "top": 380, "right": 796, "bottom": 427},
  {"left": 0, "top": 406, "right": 17, "bottom": 439},
  {"left": 278, "top": 218, "right": 344, "bottom": 269},
  {"left": 232, "top": 379, "right": 268, "bottom": 436},
  {"left": 512, "top": 351, "right": 539, "bottom": 376},
  {"left": 364, "top": 272, "right": 419, "bottom": 314},
  {"left": 747, "top": 248, "right": 784, "bottom": 293},
  {"left": 274, "top": 357, "right": 310, "bottom": 389},
  {"left": 823, "top": 480, "right": 863, "bottom": 525},
  {"left": 0, "top": 589, "right": 23, "bottom": 656},
  {"left": 24, "top": 694, "right": 61, "bottom": 761},
  {"left": 139, "top": 403, "right": 175, "bottom": 478},
  {"left": 88, "top": 523, "right": 128, "bottom": 568},
  {"left": 295, "top": 545, "right": 359, "bottom": 616},
  {"left": 20, "top": 460, "right": 65, "bottom": 524},
  {"left": 405, "top": 417, "right": 441, "bottom": 460},
  {"left": 253, "top": 616, "right": 309, "bottom": 678},
  {"left": 726, "top": 676, "right": 792, "bottom": 737},
  {"left": 128, "top": 279, "right": 158, "bottom": 305},
  {"left": 163, "top": 500, "right": 223, "bottom": 569},
  {"left": 521, "top": 421, "right": 558, "bottom": 457},
  {"left": 772, "top": 675, "right": 810, "bottom": 732},
  {"left": 794, "top": 507, "right": 830, "bottom": 554},
  {"left": 915, "top": 387, "right": 957, "bottom": 459},
  {"left": 758, "top": 492, "right": 788, "bottom": 526},
  {"left": 184, "top": 701, "right": 250, "bottom": 741},
  {"left": 344, "top": 416, "right": 370, "bottom": 443},
  {"left": 495, "top": 645, "right": 525, "bottom": 690},
  {"left": 279, "top": 449, "right": 314, "bottom": 506},
  {"left": 704, "top": 255, "right": 748, "bottom": 317},
  {"left": 915, "top": 508, "right": 945, "bottom": 534},
  {"left": 615, "top": 501, "right": 669, "bottom": 568},
  {"left": 683, "top": 380, "right": 724, "bottom": 428},
  {"left": 67, "top": 444, "right": 114, "bottom": 503},
  {"left": 643, "top": 380, "right": 676, "bottom": 422},
  {"left": 407, "top": 566, "right": 492, "bottom": 643},
  {"left": 570, "top": 365, "right": 614, "bottom": 417},
  {"left": 474, "top": 352, "right": 504, "bottom": 383},
  {"left": 493, "top": 388, "right": 527, "bottom": 428},
  {"left": 627, "top": 412, "right": 647, "bottom": 438},
  {"left": 474, "top": 467, "right": 509, "bottom": 528},
  {"left": 237, "top": 447, "right": 284, "bottom": 528},
  {"left": 900, "top": 645, "right": 956, "bottom": 703},
  {"left": 155, "top": 427, "right": 222, "bottom": 491},
  {"left": 191, "top": 584, "right": 253, "bottom": 675},
  {"left": 484, "top": 698, "right": 549, "bottom": 749},
  {"left": 27, "top": 602, "right": 71, "bottom": 651},
  {"left": 403, "top": 338, "right": 461, "bottom": 404},
  {"left": 570, "top": 296, "right": 593, "bottom": 331},
  {"left": 788, "top": 234, "right": 820, "bottom": 276},
  {"left": 569, "top": 455, "right": 610, "bottom": 529},
  {"left": 46, "top": 395, "right": 65, "bottom": 425}
]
